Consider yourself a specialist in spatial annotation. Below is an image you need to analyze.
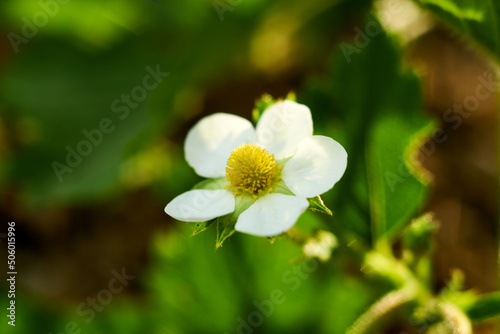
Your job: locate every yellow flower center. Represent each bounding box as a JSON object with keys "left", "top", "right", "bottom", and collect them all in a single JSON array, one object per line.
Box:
[{"left": 226, "top": 144, "right": 281, "bottom": 197}]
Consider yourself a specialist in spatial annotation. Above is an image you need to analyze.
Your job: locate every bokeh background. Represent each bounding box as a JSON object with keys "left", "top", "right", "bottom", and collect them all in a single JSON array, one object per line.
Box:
[{"left": 0, "top": 0, "right": 498, "bottom": 333}]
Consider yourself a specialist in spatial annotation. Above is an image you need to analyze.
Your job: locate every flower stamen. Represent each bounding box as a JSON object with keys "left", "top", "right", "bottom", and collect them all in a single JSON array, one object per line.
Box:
[{"left": 226, "top": 144, "right": 281, "bottom": 197}]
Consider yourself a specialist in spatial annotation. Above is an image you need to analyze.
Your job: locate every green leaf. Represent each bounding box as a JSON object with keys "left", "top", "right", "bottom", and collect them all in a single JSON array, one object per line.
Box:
[
  {"left": 303, "top": 20, "right": 431, "bottom": 245},
  {"left": 367, "top": 115, "right": 431, "bottom": 240},
  {"left": 308, "top": 196, "right": 333, "bottom": 216},
  {"left": 413, "top": 0, "right": 500, "bottom": 60},
  {"left": 464, "top": 292, "right": 500, "bottom": 322}
]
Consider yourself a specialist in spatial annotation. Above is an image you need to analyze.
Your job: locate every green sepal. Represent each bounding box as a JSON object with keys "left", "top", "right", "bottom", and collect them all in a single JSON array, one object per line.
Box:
[
  {"left": 272, "top": 179, "right": 294, "bottom": 196},
  {"left": 464, "top": 292, "right": 500, "bottom": 323},
  {"left": 192, "top": 177, "right": 229, "bottom": 190},
  {"left": 307, "top": 196, "right": 332, "bottom": 216},
  {"left": 252, "top": 94, "right": 275, "bottom": 124},
  {"left": 189, "top": 177, "right": 256, "bottom": 247},
  {"left": 215, "top": 194, "right": 255, "bottom": 249},
  {"left": 216, "top": 215, "right": 237, "bottom": 249},
  {"left": 192, "top": 219, "right": 216, "bottom": 236},
  {"left": 190, "top": 177, "right": 228, "bottom": 236}
]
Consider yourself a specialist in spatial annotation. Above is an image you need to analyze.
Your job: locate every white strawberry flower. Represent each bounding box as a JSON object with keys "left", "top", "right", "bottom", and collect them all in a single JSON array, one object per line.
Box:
[{"left": 165, "top": 100, "right": 347, "bottom": 237}]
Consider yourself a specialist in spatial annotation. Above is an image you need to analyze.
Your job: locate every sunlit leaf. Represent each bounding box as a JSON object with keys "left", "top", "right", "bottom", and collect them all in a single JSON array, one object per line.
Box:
[{"left": 413, "top": 0, "right": 500, "bottom": 60}]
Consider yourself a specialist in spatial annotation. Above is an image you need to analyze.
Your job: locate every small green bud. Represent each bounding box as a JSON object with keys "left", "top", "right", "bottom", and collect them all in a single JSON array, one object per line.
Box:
[{"left": 403, "top": 213, "right": 437, "bottom": 256}]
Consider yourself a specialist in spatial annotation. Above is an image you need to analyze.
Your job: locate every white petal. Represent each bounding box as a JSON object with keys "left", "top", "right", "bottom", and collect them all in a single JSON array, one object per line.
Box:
[
  {"left": 282, "top": 136, "right": 347, "bottom": 198},
  {"left": 165, "top": 189, "right": 235, "bottom": 222},
  {"left": 256, "top": 100, "right": 313, "bottom": 160},
  {"left": 185, "top": 113, "right": 255, "bottom": 178},
  {"left": 235, "top": 193, "right": 308, "bottom": 237}
]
